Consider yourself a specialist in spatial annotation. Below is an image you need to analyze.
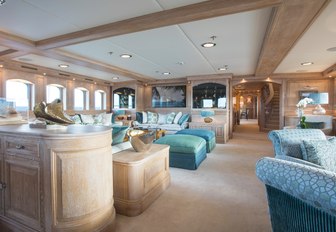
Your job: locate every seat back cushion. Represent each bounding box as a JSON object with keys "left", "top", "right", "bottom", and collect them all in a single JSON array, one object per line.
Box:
[
  {"left": 268, "top": 129, "right": 326, "bottom": 159},
  {"left": 300, "top": 137, "right": 336, "bottom": 172}
]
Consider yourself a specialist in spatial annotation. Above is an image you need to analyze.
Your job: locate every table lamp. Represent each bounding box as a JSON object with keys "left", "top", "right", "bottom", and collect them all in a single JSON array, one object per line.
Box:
[{"left": 200, "top": 110, "right": 215, "bottom": 123}]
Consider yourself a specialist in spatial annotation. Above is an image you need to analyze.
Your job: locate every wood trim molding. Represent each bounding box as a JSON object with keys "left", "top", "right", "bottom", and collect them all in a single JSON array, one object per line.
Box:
[
  {"left": 322, "top": 63, "right": 336, "bottom": 77},
  {"left": 35, "top": 0, "right": 282, "bottom": 50},
  {"left": 255, "top": 0, "right": 331, "bottom": 76}
]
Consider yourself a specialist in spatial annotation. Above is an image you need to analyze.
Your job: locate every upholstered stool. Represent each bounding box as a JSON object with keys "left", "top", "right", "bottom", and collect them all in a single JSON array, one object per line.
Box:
[
  {"left": 176, "top": 129, "right": 216, "bottom": 153},
  {"left": 154, "top": 134, "right": 207, "bottom": 170}
]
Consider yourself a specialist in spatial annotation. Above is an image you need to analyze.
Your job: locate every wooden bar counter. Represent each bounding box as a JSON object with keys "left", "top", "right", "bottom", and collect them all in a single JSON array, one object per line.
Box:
[
  {"left": 0, "top": 124, "right": 115, "bottom": 232},
  {"left": 113, "top": 144, "right": 170, "bottom": 216}
]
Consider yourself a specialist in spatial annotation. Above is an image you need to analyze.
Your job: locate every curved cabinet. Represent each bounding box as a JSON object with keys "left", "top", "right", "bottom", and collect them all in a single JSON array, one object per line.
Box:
[{"left": 0, "top": 124, "right": 115, "bottom": 232}]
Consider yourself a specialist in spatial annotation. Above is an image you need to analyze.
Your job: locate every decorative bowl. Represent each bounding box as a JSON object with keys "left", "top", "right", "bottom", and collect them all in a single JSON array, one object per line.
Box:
[
  {"left": 117, "top": 115, "right": 124, "bottom": 120},
  {"left": 127, "top": 129, "right": 155, "bottom": 152}
]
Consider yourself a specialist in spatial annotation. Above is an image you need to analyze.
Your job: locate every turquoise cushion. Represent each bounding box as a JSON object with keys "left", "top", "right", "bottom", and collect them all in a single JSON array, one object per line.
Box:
[
  {"left": 305, "top": 121, "right": 325, "bottom": 129},
  {"left": 300, "top": 137, "right": 336, "bottom": 172},
  {"left": 176, "top": 129, "right": 215, "bottom": 140},
  {"left": 155, "top": 134, "right": 206, "bottom": 154},
  {"left": 112, "top": 126, "right": 129, "bottom": 145},
  {"left": 178, "top": 114, "right": 190, "bottom": 125}
]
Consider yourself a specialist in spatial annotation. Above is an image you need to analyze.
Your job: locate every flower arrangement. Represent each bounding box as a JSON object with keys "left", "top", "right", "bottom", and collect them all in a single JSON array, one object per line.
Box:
[{"left": 296, "top": 98, "right": 313, "bottom": 126}]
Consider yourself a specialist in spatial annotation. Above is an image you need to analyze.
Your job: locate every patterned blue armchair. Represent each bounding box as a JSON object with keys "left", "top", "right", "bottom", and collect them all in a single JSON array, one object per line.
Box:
[
  {"left": 256, "top": 157, "right": 336, "bottom": 232},
  {"left": 268, "top": 129, "right": 327, "bottom": 168}
]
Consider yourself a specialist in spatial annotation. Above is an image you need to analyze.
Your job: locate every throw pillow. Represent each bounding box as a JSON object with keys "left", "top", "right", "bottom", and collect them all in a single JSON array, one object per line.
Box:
[
  {"left": 305, "top": 121, "right": 325, "bottom": 129},
  {"left": 94, "top": 112, "right": 105, "bottom": 125},
  {"left": 147, "top": 111, "right": 158, "bottom": 124},
  {"left": 142, "top": 111, "right": 148, "bottom": 123},
  {"left": 80, "top": 114, "right": 95, "bottom": 124},
  {"left": 300, "top": 138, "right": 336, "bottom": 172},
  {"left": 166, "top": 112, "right": 176, "bottom": 124},
  {"left": 157, "top": 113, "right": 168, "bottom": 124},
  {"left": 173, "top": 112, "right": 183, "bottom": 124},
  {"left": 103, "top": 113, "right": 113, "bottom": 126},
  {"left": 136, "top": 112, "right": 143, "bottom": 123},
  {"left": 178, "top": 114, "right": 190, "bottom": 125},
  {"left": 112, "top": 126, "right": 129, "bottom": 145}
]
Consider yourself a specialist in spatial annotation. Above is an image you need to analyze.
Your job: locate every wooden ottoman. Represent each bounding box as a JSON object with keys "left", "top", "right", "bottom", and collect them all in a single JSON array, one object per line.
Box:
[
  {"left": 155, "top": 134, "right": 207, "bottom": 170},
  {"left": 113, "top": 144, "right": 170, "bottom": 216},
  {"left": 176, "top": 129, "right": 216, "bottom": 153}
]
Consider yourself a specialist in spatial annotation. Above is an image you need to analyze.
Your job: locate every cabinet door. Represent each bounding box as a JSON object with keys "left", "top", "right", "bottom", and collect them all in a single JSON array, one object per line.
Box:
[{"left": 4, "top": 157, "right": 42, "bottom": 231}]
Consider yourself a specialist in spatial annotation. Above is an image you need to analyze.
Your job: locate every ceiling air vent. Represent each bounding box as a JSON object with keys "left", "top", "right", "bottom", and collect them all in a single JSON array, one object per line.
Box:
[
  {"left": 21, "top": 65, "right": 37, "bottom": 71},
  {"left": 85, "top": 78, "right": 93, "bottom": 82},
  {"left": 59, "top": 73, "right": 70, "bottom": 77}
]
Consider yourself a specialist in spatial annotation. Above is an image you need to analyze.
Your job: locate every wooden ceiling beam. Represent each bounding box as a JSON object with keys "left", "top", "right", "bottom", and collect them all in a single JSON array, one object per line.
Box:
[
  {"left": 322, "top": 63, "right": 336, "bottom": 77},
  {"left": 35, "top": 0, "right": 282, "bottom": 50},
  {"left": 255, "top": 0, "right": 331, "bottom": 76}
]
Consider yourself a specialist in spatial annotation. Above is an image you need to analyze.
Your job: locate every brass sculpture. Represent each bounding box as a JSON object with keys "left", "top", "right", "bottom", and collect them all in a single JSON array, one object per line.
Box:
[{"left": 33, "top": 99, "right": 74, "bottom": 125}]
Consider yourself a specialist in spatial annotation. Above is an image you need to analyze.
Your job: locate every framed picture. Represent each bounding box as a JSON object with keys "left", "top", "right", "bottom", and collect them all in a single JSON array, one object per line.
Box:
[
  {"left": 298, "top": 90, "right": 318, "bottom": 100},
  {"left": 152, "top": 86, "right": 186, "bottom": 108}
]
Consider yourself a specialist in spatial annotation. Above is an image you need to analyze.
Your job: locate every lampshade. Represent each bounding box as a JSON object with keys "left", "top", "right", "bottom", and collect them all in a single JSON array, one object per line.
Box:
[{"left": 200, "top": 110, "right": 215, "bottom": 123}]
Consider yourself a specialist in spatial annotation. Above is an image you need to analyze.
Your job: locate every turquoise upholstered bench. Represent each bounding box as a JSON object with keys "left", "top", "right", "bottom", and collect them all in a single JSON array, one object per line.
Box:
[
  {"left": 176, "top": 129, "right": 215, "bottom": 153},
  {"left": 154, "top": 134, "right": 207, "bottom": 170}
]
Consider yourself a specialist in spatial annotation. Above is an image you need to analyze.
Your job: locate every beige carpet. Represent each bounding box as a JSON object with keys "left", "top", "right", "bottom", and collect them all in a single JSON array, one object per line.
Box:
[{"left": 114, "top": 119, "right": 273, "bottom": 232}]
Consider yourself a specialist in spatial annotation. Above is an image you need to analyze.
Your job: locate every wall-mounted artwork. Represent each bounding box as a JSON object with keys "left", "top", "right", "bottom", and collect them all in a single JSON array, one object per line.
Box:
[
  {"left": 298, "top": 90, "right": 318, "bottom": 100},
  {"left": 152, "top": 86, "right": 186, "bottom": 108}
]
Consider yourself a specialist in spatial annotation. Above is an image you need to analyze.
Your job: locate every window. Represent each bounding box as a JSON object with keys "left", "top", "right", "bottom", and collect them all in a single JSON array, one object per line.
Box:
[
  {"left": 6, "top": 79, "right": 34, "bottom": 111},
  {"left": 74, "top": 87, "right": 89, "bottom": 110},
  {"left": 113, "top": 87, "right": 135, "bottom": 109},
  {"left": 46, "top": 84, "right": 66, "bottom": 109},
  {"left": 95, "top": 90, "right": 106, "bottom": 110},
  {"left": 193, "top": 83, "right": 226, "bottom": 108}
]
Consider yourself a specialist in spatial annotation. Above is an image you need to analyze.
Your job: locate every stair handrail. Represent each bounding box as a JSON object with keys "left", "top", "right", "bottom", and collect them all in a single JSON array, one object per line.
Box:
[{"left": 264, "top": 83, "right": 274, "bottom": 105}]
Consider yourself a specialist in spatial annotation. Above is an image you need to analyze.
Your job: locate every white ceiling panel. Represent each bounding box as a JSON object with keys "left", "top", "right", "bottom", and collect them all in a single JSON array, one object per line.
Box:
[
  {"left": 180, "top": 8, "right": 272, "bottom": 75},
  {"left": 13, "top": 54, "right": 132, "bottom": 82},
  {"left": 156, "top": 0, "right": 206, "bottom": 9},
  {"left": 275, "top": 0, "right": 336, "bottom": 73},
  {"left": 0, "top": 0, "right": 162, "bottom": 40}
]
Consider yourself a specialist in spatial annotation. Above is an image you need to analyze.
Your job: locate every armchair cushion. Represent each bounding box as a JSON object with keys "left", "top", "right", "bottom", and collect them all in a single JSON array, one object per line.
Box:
[
  {"left": 268, "top": 129, "right": 326, "bottom": 159},
  {"left": 301, "top": 137, "right": 336, "bottom": 172}
]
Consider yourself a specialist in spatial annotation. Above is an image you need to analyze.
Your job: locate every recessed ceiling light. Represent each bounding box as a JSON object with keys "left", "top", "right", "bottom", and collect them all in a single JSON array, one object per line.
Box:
[
  {"left": 301, "top": 62, "right": 313, "bottom": 66},
  {"left": 94, "top": 82, "right": 97, "bottom": 84},
  {"left": 201, "top": 42, "right": 216, "bottom": 48},
  {"left": 0, "top": 0, "right": 6, "bottom": 6},
  {"left": 218, "top": 66, "right": 228, "bottom": 71},
  {"left": 112, "top": 77, "right": 119, "bottom": 80},
  {"left": 72, "top": 78, "right": 76, "bottom": 81},
  {"left": 59, "top": 64, "right": 69, "bottom": 68},
  {"left": 43, "top": 73, "right": 47, "bottom": 76},
  {"left": 120, "top": 54, "right": 132, "bottom": 59},
  {"left": 162, "top": 72, "right": 171, "bottom": 75},
  {"left": 326, "top": 47, "right": 336, "bottom": 52},
  {"left": 0, "top": 64, "right": 3, "bottom": 68},
  {"left": 329, "top": 75, "right": 332, "bottom": 78}
]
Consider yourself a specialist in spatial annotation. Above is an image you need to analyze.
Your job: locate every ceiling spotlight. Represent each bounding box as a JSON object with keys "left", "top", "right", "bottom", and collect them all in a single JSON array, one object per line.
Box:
[
  {"left": 0, "top": 64, "right": 3, "bottom": 68},
  {"left": 301, "top": 62, "right": 313, "bottom": 66},
  {"left": 120, "top": 54, "right": 132, "bottom": 59},
  {"left": 162, "top": 72, "right": 171, "bottom": 75},
  {"left": 59, "top": 64, "right": 69, "bottom": 68},
  {"left": 43, "top": 73, "right": 47, "bottom": 76},
  {"left": 202, "top": 36, "right": 217, "bottom": 48},
  {"left": 112, "top": 77, "right": 119, "bottom": 80},
  {"left": 218, "top": 66, "right": 228, "bottom": 71},
  {"left": 0, "top": 0, "right": 6, "bottom": 6},
  {"left": 72, "top": 78, "right": 76, "bottom": 81}
]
